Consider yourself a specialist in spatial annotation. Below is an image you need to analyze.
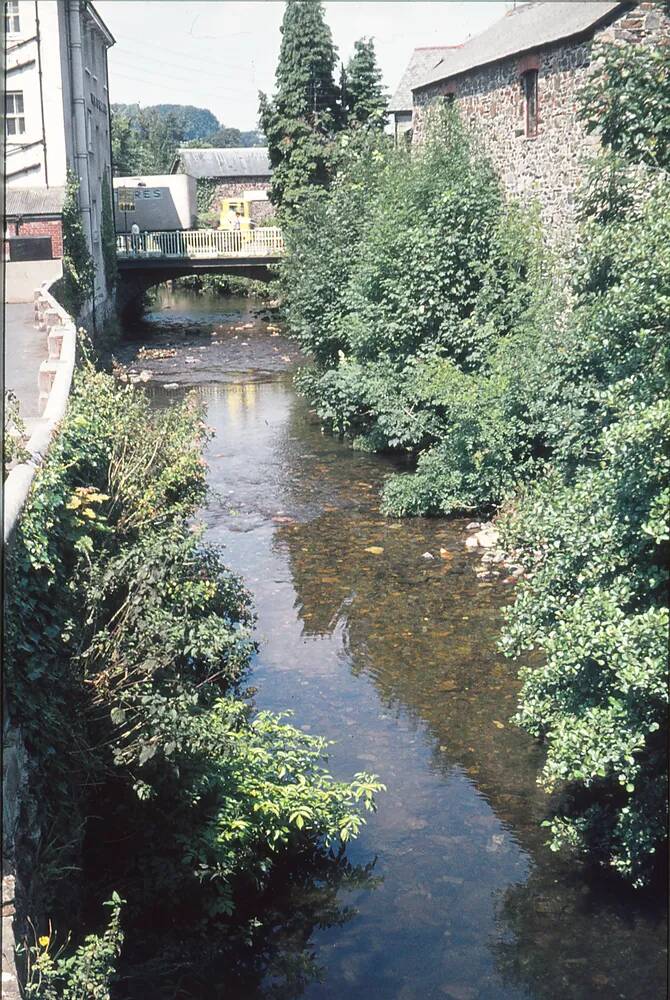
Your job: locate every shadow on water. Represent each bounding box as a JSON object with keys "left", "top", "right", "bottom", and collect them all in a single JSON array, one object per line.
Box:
[{"left": 117, "top": 291, "right": 667, "bottom": 1000}]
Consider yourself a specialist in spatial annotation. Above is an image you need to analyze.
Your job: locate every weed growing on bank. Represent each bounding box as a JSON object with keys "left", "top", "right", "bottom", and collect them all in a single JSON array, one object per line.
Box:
[{"left": 6, "top": 364, "right": 383, "bottom": 995}]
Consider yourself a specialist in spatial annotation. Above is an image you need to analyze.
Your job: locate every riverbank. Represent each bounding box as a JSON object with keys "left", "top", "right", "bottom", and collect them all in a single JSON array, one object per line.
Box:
[{"left": 112, "top": 289, "right": 667, "bottom": 999}]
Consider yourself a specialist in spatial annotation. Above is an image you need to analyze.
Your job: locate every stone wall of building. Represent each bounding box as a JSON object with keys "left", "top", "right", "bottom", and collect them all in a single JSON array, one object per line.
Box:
[
  {"left": 412, "top": 3, "right": 669, "bottom": 236},
  {"left": 209, "top": 178, "right": 274, "bottom": 224}
]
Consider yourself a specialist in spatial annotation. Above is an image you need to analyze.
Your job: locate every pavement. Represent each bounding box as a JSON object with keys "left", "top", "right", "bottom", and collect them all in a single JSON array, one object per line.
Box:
[{"left": 4, "top": 302, "right": 49, "bottom": 436}]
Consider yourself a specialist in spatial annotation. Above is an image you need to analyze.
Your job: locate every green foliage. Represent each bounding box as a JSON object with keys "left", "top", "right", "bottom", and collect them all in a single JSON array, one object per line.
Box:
[
  {"left": 499, "top": 176, "right": 670, "bottom": 886},
  {"left": 7, "top": 363, "right": 383, "bottom": 969},
  {"left": 342, "top": 38, "right": 387, "bottom": 130},
  {"left": 195, "top": 177, "right": 218, "bottom": 227},
  {"left": 4, "top": 389, "right": 29, "bottom": 475},
  {"left": 283, "top": 40, "right": 669, "bottom": 884},
  {"left": 111, "top": 104, "right": 264, "bottom": 177},
  {"left": 175, "top": 272, "right": 277, "bottom": 299},
  {"left": 579, "top": 41, "right": 670, "bottom": 170},
  {"left": 24, "top": 895, "right": 124, "bottom": 1000},
  {"left": 259, "top": 0, "right": 341, "bottom": 211},
  {"left": 60, "top": 172, "right": 95, "bottom": 316},
  {"left": 110, "top": 110, "right": 141, "bottom": 176},
  {"left": 285, "top": 108, "right": 547, "bottom": 515},
  {"left": 100, "top": 173, "right": 117, "bottom": 292}
]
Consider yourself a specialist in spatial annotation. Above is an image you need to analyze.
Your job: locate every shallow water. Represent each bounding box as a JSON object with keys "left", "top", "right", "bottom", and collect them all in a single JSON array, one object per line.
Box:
[{"left": 124, "top": 291, "right": 667, "bottom": 1000}]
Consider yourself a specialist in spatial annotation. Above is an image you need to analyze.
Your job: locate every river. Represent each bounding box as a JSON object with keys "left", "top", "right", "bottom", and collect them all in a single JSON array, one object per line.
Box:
[{"left": 117, "top": 290, "right": 667, "bottom": 1000}]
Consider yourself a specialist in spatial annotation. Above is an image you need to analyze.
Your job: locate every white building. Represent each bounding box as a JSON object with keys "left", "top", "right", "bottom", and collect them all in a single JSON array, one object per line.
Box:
[{"left": 4, "top": 0, "right": 115, "bottom": 309}]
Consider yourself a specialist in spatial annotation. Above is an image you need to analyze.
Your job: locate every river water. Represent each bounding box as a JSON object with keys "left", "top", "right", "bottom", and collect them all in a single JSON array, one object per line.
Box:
[{"left": 120, "top": 291, "right": 667, "bottom": 1000}]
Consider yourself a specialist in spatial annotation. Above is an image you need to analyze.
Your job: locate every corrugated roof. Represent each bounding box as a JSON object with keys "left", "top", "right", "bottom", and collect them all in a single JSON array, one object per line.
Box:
[
  {"left": 6, "top": 186, "right": 66, "bottom": 216},
  {"left": 389, "top": 47, "right": 462, "bottom": 113},
  {"left": 414, "top": 1, "right": 625, "bottom": 91},
  {"left": 172, "top": 147, "right": 272, "bottom": 179}
]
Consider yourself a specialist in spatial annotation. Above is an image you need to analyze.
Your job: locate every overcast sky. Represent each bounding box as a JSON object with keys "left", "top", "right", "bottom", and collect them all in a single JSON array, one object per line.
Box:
[{"left": 95, "top": 1, "right": 514, "bottom": 130}]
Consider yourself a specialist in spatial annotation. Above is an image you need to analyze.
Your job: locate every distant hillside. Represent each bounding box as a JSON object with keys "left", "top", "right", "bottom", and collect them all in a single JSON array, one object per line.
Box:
[{"left": 111, "top": 103, "right": 265, "bottom": 175}]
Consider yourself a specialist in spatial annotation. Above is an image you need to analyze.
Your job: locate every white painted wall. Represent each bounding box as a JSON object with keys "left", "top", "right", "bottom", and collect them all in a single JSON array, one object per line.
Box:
[
  {"left": 5, "top": 2, "right": 114, "bottom": 310},
  {"left": 113, "top": 174, "right": 197, "bottom": 231},
  {"left": 5, "top": 2, "right": 67, "bottom": 187}
]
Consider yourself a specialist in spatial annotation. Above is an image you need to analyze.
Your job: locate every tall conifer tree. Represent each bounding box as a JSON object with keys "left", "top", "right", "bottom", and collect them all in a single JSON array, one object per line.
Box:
[
  {"left": 259, "top": 0, "right": 341, "bottom": 211},
  {"left": 343, "top": 38, "right": 387, "bottom": 129}
]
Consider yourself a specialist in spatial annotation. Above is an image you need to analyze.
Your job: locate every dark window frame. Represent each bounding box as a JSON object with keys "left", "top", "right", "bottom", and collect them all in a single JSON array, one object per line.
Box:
[{"left": 523, "top": 69, "right": 539, "bottom": 138}]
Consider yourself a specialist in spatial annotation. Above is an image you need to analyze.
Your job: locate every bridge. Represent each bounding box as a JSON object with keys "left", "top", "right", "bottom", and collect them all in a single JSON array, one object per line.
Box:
[{"left": 115, "top": 227, "right": 285, "bottom": 315}]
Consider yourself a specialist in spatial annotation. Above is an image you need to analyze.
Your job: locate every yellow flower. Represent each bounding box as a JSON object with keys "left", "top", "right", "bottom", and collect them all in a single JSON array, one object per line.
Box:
[{"left": 38, "top": 935, "right": 50, "bottom": 948}]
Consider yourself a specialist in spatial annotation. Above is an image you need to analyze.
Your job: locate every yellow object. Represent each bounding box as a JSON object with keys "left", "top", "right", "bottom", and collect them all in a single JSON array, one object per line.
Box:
[{"left": 219, "top": 198, "right": 252, "bottom": 232}]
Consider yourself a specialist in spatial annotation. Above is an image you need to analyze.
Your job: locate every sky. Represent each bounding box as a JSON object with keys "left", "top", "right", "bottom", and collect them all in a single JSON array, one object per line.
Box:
[{"left": 95, "top": 1, "right": 514, "bottom": 131}]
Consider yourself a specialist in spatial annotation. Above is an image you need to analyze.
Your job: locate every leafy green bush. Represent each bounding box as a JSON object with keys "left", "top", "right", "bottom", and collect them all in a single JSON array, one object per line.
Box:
[
  {"left": 4, "top": 389, "right": 29, "bottom": 475},
  {"left": 579, "top": 41, "right": 670, "bottom": 171},
  {"left": 24, "top": 895, "right": 124, "bottom": 1000},
  {"left": 7, "top": 363, "right": 383, "bottom": 975},
  {"left": 498, "top": 171, "right": 669, "bottom": 885},
  {"left": 285, "top": 108, "right": 548, "bottom": 515}
]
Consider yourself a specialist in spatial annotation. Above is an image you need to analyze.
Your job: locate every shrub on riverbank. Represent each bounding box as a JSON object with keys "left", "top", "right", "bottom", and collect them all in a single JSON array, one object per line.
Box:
[
  {"left": 281, "top": 49, "right": 669, "bottom": 885},
  {"left": 6, "top": 363, "right": 382, "bottom": 992},
  {"left": 284, "top": 109, "right": 550, "bottom": 515},
  {"left": 498, "top": 122, "right": 669, "bottom": 887}
]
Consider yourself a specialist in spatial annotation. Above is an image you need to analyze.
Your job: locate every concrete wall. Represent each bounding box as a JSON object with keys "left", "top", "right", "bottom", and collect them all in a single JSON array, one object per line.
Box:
[
  {"left": 412, "top": 2, "right": 670, "bottom": 236},
  {"left": 113, "top": 174, "right": 197, "bottom": 231}
]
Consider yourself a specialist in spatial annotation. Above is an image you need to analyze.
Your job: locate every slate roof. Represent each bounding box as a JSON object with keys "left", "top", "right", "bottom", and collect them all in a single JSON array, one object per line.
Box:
[
  {"left": 171, "top": 147, "right": 272, "bottom": 179},
  {"left": 389, "top": 47, "right": 462, "bottom": 113},
  {"left": 5, "top": 186, "right": 66, "bottom": 217},
  {"left": 414, "top": 1, "right": 625, "bottom": 91}
]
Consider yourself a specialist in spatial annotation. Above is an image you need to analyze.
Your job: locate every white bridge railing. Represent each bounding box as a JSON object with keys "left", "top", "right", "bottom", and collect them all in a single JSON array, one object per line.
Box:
[{"left": 116, "top": 226, "right": 285, "bottom": 260}]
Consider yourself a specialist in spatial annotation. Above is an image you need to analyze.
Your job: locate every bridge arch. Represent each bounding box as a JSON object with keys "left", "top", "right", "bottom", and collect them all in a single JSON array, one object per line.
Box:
[{"left": 114, "top": 227, "right": 284, "bottom": 320}]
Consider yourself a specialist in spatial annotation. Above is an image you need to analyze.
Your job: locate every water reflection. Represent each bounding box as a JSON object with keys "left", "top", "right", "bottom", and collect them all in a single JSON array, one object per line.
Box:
[
  {"left": 117, "top": 852, "right": 381, "bottom": 1000},
  {"left": 130, "top": 295, "right": 666, "bottom": 1000}
]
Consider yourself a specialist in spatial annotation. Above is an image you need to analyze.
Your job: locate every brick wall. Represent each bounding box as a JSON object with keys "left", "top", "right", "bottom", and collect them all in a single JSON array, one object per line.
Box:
[
  {"left": 4, "top": 218, "right": 64, "bottom": 259},
  {"left": 412, "top": 3, "right": 670, "bottom": 236}
]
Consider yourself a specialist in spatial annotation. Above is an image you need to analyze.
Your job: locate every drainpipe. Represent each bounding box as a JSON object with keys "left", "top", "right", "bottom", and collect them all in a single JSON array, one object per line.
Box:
[
  {"left": 34, "top": 0, "right": 48, "bottom": 186},
  {"left": 67, "top": 0, "right": 96, "bottom": 324},
  {"left": 67, "top": 0, "right": 92, "bottom": 253}
]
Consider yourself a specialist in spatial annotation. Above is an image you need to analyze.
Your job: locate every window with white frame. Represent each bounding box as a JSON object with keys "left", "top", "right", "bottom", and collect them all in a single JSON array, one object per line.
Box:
[
  {"left": 5, "top": 1, "right": 20, "bottom": 35},
  {"left": 5, "top": 91, "right": 25, "bottom": 136}
]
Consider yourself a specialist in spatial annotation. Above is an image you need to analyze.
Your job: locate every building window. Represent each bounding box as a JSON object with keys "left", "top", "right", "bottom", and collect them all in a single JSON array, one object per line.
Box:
[
  {"left": 5, "top": 0, "right": 20, "bottom": 34},
  {"left": 523, "top": 69, "right": 538, "bottom": 138},
  {"left": 5, "top": 91, "right": 25, "bottom": 136},
  {"left": 87, "top": 108, "right": 93, "bottom": 152}
]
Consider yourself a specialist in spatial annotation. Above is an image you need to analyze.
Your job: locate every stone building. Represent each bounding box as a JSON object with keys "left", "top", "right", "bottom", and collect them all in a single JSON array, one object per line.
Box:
[
  {"left": 389, "top": 46, "right": 462, "bottom": 144},
  {"left": 170, "top": 147, "right": 273, "bottom": 225},
  {"left": 4, "top": 0, "right": 115, "bottom": 308},
  {"left": 408, "top": 1, "right": 669, "bottom": 234}
]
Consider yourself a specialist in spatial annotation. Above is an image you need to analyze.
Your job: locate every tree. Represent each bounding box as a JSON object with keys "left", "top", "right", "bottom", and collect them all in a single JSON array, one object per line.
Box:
[
  {"left": 111, "top": 110, "right": 141, "bottom": 176},
  {"left": 579, "top": 42, "right": 670, "bottom": 171},
  {"left": 135, "top": 108, "right": 183, "bottom": 173},
  {"left": 259, "top": 0, "right": 341, "bottom": 211},
  {"left": 342, "top": 38, "right": 387, "bottom": 129}
]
